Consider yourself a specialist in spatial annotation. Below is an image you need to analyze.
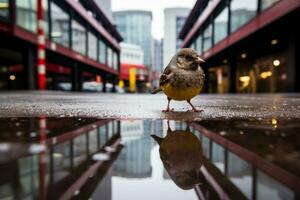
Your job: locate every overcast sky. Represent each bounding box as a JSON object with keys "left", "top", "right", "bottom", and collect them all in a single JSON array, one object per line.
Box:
[{"left": 112, "top": 0, "right": 196, "bottom": 39}]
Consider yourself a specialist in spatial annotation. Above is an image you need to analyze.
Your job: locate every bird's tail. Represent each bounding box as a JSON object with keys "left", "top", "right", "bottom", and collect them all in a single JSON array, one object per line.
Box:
[{"left": 151, "top": 87, "right": 162, "bottom": 94}]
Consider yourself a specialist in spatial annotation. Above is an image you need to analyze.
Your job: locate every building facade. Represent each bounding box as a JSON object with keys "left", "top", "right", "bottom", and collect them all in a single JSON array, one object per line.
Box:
[
  {"left": 120, "top": 43, "right": 144, "bottom": 65},
  {"left": 119, "top": 43, "right": 147, "bottom": 92},
  {"left": 163, "top": 8, "right": 190, "bottom": 66},
  {"left": 179, "top": 0, "right": 300, "bottom": 93},
  {"left": 114, "top": 120, "right": 152, "bottom": 178},
  {"left": 113, "top": 10, "right": 152, "bottom": 69},
  {"left": 152, "top": 39, "right": 163, "bottom": 72},
  {"left": 94, "top": 0, "right": 113, "bottom": 22},
  {"left": 0, "top": 0, "right": 122, "bottom": 91}
]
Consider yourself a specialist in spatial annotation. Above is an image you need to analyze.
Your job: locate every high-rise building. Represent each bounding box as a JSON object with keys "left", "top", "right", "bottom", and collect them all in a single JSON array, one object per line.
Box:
[
  {"left": 113, "top": 10, "right": 153, "bottom": 69},
  {"left": 94, "top": 0, "right": 113, "bottom": 21},
  {"left": 113, "top": 120, "right": 152, "bottom": 178},
  {"left": 179, "top": 0, "right": 300, "bottom": 93},
  {"left": 163, "top": 8, "right": 190, "bottom": 66},
  {"left": 152, "top": 39, "right": 164, "bottom": 73}
]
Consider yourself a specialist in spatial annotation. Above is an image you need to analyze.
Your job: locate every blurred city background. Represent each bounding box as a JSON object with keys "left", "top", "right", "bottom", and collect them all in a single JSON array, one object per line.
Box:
[{"left": 0, "top": 0, "right": 298, "bottom": 93}]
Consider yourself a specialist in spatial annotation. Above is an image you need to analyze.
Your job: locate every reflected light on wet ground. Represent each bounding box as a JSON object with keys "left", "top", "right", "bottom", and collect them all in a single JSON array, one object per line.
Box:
[{"left": 0, "top": 118, "right": 299, "bottom": 200}]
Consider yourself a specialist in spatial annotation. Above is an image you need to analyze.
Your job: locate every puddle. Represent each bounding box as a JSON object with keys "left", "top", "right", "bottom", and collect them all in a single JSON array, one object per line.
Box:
[{"left": 0, "top": 118, "right": 299, "bottom": 199}]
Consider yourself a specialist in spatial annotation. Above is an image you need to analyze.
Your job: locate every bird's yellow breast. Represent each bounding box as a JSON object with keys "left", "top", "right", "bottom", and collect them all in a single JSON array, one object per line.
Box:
[{"left": 162, "top": 83, "right": 201, "bottom": 101}]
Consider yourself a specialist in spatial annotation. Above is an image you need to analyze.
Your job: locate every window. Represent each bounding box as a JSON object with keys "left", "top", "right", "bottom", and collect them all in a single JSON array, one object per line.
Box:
[
  {"left": 107, "top": 47, "right": 113, "bottom": 68},
  {"left": 88, "top": 32, "right": 97, "bottom": 60},
  {"left": 214, "top": 7, "right": 228, "bottom": 44},
  {"left": 98, "top": 39, "right": 106, "bottom": 63},
  {"left": 72, "top": 20, "right": 86, "bottom": 55},
  {"left": 196, "top": 34, "right": 202, "bottom": 54},
  {"left": 175, "top": 16, "right": 187, "bottom": 50},
  {"left": 73, "top": 134, "right": 87, "bottom": 167},
  {"left": 113, "top": 52, "right": 118, "bottom": 70},
  {"left": 53, "top": 141, "right": 71, "bottom": 183},
  {"left": 51, "top": 2, "right": 69, "bottom": 47},
  {"left": 189, "top": 42, "right": 195, "bottom": 49},
  {"left": 230, "top": 0, "right": 257, "bottom": 33},
  {"left": 227, "top": 152, "right": 253, "bottom": 199},
  {"left": 203, "top": 24, "right": 212, "bottom": 52},
  {"left": 16, "top": 0, "right": 48, "bottom": 33},
  {"left": 261, "top": 0, "right": 280, "bottom": 11},
  {"left": 0, "top": 0, "right": 9, "bottom": 19},
  {"left": 88, "top": 129, "right": 98, "bottom": 154}
]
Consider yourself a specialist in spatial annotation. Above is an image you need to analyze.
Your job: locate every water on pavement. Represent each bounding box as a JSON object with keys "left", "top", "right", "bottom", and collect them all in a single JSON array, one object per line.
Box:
[{"left": 0, "top": 117, "right": 299, "bottom": 200}]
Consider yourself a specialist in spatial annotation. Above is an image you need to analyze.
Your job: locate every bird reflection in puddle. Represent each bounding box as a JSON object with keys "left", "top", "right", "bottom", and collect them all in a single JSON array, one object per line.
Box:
[{"left": 151, "top": 121, "right": 205, "bottom": 190}]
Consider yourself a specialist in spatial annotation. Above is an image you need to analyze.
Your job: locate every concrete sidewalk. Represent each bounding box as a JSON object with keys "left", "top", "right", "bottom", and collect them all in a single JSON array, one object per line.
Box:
[{"left": 0, "top": 91, "right": 300, "bottom": 120}]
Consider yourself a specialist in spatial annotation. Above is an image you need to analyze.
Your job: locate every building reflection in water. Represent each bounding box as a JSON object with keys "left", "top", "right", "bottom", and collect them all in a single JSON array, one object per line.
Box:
[
  {"left": 191, "top": 121, "right": 297, "bottom": 200},
  {"left": 0, "top": 118, "right": 121, "bottom": 200},
  {"left": 114, "top": 120, "right": 162, "bottom": 178},
  {"left": 0, "top": 119, "right": 299, "bottom": 200}
]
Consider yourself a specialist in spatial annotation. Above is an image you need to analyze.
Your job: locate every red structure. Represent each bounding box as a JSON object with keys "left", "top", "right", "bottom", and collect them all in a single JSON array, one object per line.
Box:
[
  {"left": 179, "top": 0, "right": 300, "bottom": 93},
  {"left": 0, "top": 0, "right": 122, "bottom": 91},
  {"left": 119, "top": 63, "right": 148, "bottom": 92},
  {"left": 37, "top": 0, "right": 46, "bottom": 90}
]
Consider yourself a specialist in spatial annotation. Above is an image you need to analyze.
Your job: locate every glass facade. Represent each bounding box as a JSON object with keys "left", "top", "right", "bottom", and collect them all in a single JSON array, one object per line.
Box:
[
  {"left": 113, "top": 52, "right": 118, "bottom": 70},
  {"left": 72, "top": 20, "right": 86, "bottom": 55},
  {"left": 203, "top": 24, "right": 212, "bottom": 52},
  {"left": 227, "top": 152, "right": 253, "bottom": 199},
  {"left": 261, "top": 0, "right": 280, "bottom": 11},
  {"left": 114, "top": 11, "right": 152, "bottom": 67},
  {"left": 53, "top": 141, "right": 71, "bottom": 183},
  {"left": 16, "top": 0, "right": 37, "bottom": 32},
  {"left": 202, "top": 135, "right": 210, "bottom": 158},
  {"left": 16, "top": 0, "right": 48, "bottom": 34},
  {"left": 98, "top": 125, "right": 107, "bottom": 147},
  {"left": 175, "top": 16, "right": 187, "bottom": 50},
  {"left": 1, "top": 0, "right": 120, "bottom": 82},
  {"left": 230, "top": 0, "right": 257, "bottom": 33},
  {"left": 256, "top": 170, "right": 294, "bottom": 200},
  {"left": 214, "top": 7, "right": 228, "bottom": 44},
  {"left": 211, "top": 142, "right": 225, "bottom": 173},
  {"left": 196, "top": 34, "right": 202, "bottom": 54},
  {"left": 236, "top": 53, "right": 287, "bottom": 93},
  {"left": 50, "top": 2, "right": 69, "bottom": 47},
  {"left": 208, "top": 66, "right": 229, "bottom": 93},
  {"left": 18, "top": 155, "right": 39, "bottom": 199},
  {"left": 73, "top": 134, "right": 87, "bottom": 167},
  {"left": 88, "top": 129, "right": 98, "bottom": 154},
  {"left": 0, "top": 0, "right": 9, "bottom": 19},
  {"left": 99, "top": 40, "right": 106, "bottom": 63},
  {"left": 107, "top": 47, "right": 113, "bottom": 68},
  {"left": 88, "top": 32, "right": 97, "bottom": 61}
]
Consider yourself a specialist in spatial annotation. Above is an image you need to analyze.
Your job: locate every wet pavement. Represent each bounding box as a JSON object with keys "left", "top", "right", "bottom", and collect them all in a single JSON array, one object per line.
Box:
[
  {"left": 0, "top": 91, "right": 300, "bottom": 120},
  {"left": 0, "top": 92, "right": 300, "bottom": 199}
]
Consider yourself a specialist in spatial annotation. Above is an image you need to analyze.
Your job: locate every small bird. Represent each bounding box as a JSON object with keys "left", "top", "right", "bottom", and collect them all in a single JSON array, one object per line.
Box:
[{"left": 152, "top": 48, "right": 205, "bottom": 112}]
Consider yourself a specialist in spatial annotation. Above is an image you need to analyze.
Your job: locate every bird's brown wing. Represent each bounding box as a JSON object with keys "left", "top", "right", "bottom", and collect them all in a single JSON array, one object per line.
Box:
[{"left": 159, "top": 60, "right": 177, "bottom": 86}]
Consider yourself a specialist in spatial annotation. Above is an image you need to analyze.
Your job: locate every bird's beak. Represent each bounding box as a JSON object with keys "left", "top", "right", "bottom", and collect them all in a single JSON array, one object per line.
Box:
[{"left": 197, "top": 56, "right": 205, "bottom": 63}]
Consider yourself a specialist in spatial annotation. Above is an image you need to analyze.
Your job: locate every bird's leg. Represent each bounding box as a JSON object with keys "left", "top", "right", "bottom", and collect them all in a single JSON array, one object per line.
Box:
[
  {"left": 167, "top": 120, "right": 172, "bottom": 133},
  {"left": 163, "top": 97, "right": 171, "bottom": 112},
  {"left": 187, "top": 99, "right": 201, "bottom": 112}
]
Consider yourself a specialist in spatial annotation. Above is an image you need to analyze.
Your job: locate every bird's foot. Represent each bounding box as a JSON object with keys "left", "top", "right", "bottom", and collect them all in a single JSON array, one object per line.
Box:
[
  {"left": 192, "top": 108, "right": 203, "bottom": 112},
  {"left": 162, "top": 108, "right": 170, "bottom": 112}
]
